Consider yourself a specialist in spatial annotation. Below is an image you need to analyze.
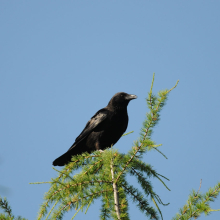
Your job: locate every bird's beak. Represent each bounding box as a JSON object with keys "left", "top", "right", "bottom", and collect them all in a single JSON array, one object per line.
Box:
[{"left": 126, "top": 94, "right": 137, "bottom": 100}]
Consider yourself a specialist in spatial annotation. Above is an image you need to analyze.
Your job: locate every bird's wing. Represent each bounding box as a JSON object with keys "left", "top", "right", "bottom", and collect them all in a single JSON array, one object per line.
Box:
[{"left": 67, "top": 108, "right": 109, "bottom": 151}]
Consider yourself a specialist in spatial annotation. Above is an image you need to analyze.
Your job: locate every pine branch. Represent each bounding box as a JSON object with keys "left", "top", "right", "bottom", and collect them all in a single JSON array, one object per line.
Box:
[
  {"left": 0, "top": 197, "right": 13, "bottom": 219},
  {"left": 129, "top": 167, "right": 169, "bottom": 220},
  {"left": 54, "top": 189, "right": 113, "bottom": 219},
  {"left": 115, "top": 77, "right": 179, "bottom": 183},
  {"left": 131, "top": 158, "right": 170, "bottom": 191},
  {"left": 0, "top": 196, "right": 27, "bottom": 220},
  {"left": 100, "top": 191, "right": 114, "bottom": 220},
  {"left": 172, "top": 181, "right": 220, "bottom": 220},
  {"left": 122, "top": 183, "right": 159, "bottom": 220}
]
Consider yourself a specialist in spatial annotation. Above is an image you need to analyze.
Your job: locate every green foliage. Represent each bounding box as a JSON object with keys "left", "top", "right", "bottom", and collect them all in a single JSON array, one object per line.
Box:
[
  {"left": 32, "top": 73, "right": 178, "bottom": 220},
  {"left": 0, "top": 196, "right": 27, "bottom": 220},
  {"left": 172, "top": 181, "right": 220, "bottom": 220}
]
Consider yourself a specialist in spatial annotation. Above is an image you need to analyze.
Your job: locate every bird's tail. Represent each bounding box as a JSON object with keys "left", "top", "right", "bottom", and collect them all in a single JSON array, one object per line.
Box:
[{"left": 52, "top": 151, "right": 73, "bottom": 166}]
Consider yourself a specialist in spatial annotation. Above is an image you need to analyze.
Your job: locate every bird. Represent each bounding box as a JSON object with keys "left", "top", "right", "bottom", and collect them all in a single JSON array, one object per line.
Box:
[{"left": 52, "top": 92, "right": 137, "bottom": 166}]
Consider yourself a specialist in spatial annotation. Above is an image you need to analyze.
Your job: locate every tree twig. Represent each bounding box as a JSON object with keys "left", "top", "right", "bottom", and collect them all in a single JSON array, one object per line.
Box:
[{"left": 195, "top": 179, "right": 202, "bottom": 196}]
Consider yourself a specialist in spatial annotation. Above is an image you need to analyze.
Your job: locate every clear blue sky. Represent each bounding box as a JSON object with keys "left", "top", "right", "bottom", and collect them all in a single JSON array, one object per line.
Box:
[{"left": 0, "top": 1, "right": 219, "bottom": 219}]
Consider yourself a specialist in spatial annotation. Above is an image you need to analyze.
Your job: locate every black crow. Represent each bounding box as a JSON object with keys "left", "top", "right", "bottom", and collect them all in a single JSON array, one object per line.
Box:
[{"left": 53, "top": 92, "right": 137, "bottom": 166}]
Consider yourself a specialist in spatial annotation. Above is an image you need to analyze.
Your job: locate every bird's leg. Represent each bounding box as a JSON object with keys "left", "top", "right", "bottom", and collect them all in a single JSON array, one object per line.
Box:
[{"left": 95, "top": 141, "right": 104, "bottom": 153}]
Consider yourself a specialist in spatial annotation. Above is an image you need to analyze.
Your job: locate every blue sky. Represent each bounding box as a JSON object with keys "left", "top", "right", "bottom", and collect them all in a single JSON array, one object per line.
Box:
[{"left": 0, "top": 1, "right": 220, "bottom": 219}]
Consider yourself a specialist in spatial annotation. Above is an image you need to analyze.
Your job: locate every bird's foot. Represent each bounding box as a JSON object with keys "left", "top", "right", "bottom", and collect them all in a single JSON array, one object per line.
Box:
[{"left": 98, "top": 150, "right": 104, "bottom": 153}]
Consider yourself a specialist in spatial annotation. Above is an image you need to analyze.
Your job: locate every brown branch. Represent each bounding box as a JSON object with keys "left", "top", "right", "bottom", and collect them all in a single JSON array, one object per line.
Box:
[{"left": 195, "top": 179, "right": 202, "bottom": 196}]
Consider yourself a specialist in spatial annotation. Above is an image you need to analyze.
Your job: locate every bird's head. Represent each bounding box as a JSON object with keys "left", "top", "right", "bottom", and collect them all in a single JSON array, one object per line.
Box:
[{"left": 108, "top": 92, "right": 137, "bottom": 109}]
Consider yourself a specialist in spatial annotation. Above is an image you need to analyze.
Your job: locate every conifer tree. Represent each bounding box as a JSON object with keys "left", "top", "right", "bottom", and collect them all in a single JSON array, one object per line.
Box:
[
  {"left": 1, "top": 74, "right": 219, "bottom": 220},
  {"left": 30, "top": 74, "right": 220, "bottom": 220}
]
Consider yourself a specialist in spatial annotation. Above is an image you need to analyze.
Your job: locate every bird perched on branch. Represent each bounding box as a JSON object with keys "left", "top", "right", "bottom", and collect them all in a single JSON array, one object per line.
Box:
[{"left": 53, "top": 92, "right": 137, "bottom": 166}]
